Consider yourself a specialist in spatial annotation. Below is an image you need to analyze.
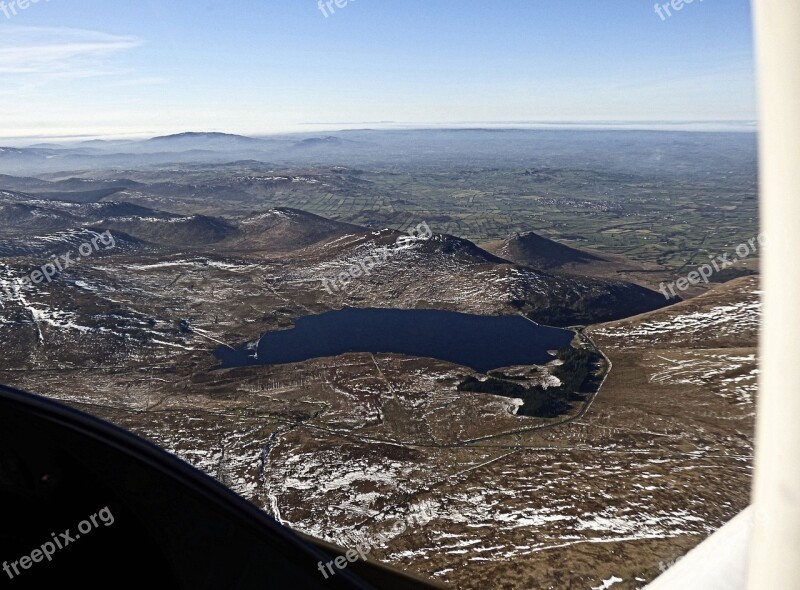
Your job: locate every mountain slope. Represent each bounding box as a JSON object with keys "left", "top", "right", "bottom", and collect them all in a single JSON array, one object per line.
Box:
[
  {"left": 141, "top": 132, "right": 268, "bottom": 152},
  {"left": 291, "top": 226, "right": 668, "bottom": 326},
  {"left": 481, "top": 230, "right": 673, "bottom": 292},
  {"left": 484, "top": 231, "right": 603, "bottom": 270},
  {"left": 229, "top": 208, "right": 364, "bottom": 252}
]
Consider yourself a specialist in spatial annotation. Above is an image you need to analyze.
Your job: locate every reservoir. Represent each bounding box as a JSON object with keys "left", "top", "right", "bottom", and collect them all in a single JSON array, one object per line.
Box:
[{"left": 214, "top": 307, "right": 575, "bottom": 374}]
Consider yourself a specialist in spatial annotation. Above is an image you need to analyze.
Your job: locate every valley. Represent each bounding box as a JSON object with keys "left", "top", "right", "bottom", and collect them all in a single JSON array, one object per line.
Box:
[{"left": 0, "top": 130, "right": 759, "bottom": 589}]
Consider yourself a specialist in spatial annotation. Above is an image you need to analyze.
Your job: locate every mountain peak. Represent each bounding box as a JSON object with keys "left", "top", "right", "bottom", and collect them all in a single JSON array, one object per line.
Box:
[
  {"left": 484, "top": 231, "right": 605, "bottom": 270},
  {"left": 147, "top": 132, "right": 260, "bottom": 142}
]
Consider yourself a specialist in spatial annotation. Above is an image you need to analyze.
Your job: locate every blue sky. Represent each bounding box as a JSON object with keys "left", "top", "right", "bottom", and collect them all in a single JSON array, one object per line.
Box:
[{"left": 0, "top": 0, "right": 756, "bottom": 141}]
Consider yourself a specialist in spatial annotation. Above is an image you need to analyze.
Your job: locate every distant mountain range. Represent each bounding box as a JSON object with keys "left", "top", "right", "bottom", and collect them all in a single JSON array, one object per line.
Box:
[
  {"left": 0, "top": 129, "right": 758, "bottom": 178},
  {"left": 140, "top": 132, "right": 271, "bottom": 152},
  {"left": 0, "top": 190, "right": 670, "bottom": 325}
]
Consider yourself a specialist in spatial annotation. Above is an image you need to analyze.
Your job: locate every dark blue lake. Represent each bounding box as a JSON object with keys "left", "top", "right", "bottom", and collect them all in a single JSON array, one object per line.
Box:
[{"left": 214, "top": 308, "right": 575, "bottom": 374}]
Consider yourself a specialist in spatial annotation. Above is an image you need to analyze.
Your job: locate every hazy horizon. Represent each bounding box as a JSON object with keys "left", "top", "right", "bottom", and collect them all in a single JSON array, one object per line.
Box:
[
  {"left": 5, "top": 120, "right": 759, "bottom": 147},
  {"left": 0, "top": 1, "right": 756, "bottom": 142}
]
